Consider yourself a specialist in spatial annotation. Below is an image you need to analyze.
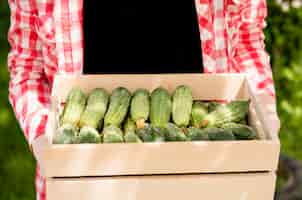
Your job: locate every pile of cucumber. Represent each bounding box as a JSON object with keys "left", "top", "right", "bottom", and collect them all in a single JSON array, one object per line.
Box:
[{"left": 53, "top": 86, "right": 257, "bottom": 144}]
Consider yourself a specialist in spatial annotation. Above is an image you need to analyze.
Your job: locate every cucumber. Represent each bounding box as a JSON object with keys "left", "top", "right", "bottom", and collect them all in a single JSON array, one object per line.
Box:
[
  {"left": 102, "top": 125, "right": 124, "bottom": 143},
  {"left": 53, "top": 124, "right": 78, "bottom": 144},
  {"left": 239, "top": 119, "right": 248, "bottom": 125},
  {"left": 204, "top": 128, "right": 236, "bottom": 141},
  {"left": 150, "top": 88, "right": 172, "bottom": 128},
  {"left": 201, "top": 101, "right": 250, "bottom": 127},
  {"left": 79, "top": 88, "right": 109, "bottom": 129},
  {"left": 151, "top": 126, "right": 166, "bottom": 142},
  {"left": 191, "top": 101, "right": 208, "bottom": 128},
  {"left": 124, "top": 118, "right": 142, "bottom": 143},
  {"left": 186, "top": 127, "right": 209, "bottom": 141},
  {"left": 208, "top": 101, "right": 221, "bottom": 112},
  {"left": 222, "top": 123, "right": 257, "bottom": 140},
  {"left": 164, "top": 123, "right": 187, "bottom": 141},
  {"left": 172, "top": 85, "right": 193, "bottom": 127},
  {"left": 78, "top": 126, "right": 101, "bottom": 143},
  {"left": 136, "top": 124, "right": 154, "bottom": 142},
  {"left": 124, "top": 117, "right": 136, "bottom": 132},
  {"left": 124, "top": 130, "right": 143, "bottom": 143},
  {"left": 60, "top": 87, "right": 86, "bottom": 127},
  {"left": 104, "top": 87, "right": 131, "bottom": 127},
  {"left": 130, "top": 89, "right": 150, "bottom": 129}
]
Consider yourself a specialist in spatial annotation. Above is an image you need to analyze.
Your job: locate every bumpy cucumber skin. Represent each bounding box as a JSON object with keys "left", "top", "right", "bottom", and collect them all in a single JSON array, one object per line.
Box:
[
  {"left": 60, "top": 87, "right": 86, "bottom": 127},
  {"left": 135, "top": 124, "right": 165, "bottom": 142},
  {"left": 191, "top": 101, "right": 208, "bottom": 128},
  {"left": 136, "top": 124, "right": 154, "bottom": 142},
  {"left": 208, "top": 102, "right": 221, "bottom": 112},
  {"left": 172, "top": 85, "right": 193, "bottom": 127},
  {"left": 165, "top": 123, "right": 187, "bottom": 142},
  {"left": 53, "top": 124, "right": 78, "bottom": 144},
  {"left": 186, "top": 127, "right": 209, "bottom": 141},
  {"left": 104, "top": 87, "right": 131, "bottom": 127},
  {"left": 78, "top": 126, "right": 101, "bottom": 143},
  {"left": 204, "top": 127, "right": 236, "bottom": 141},
  {"left": 124, "top": 130, "right": 143, "bottom": 143},
  {"left": 150, "top": 88, "right": 172, "bottom": 128},
  {"left": 201, "top": 101, "right": 249, "bottom": 127},
  {"left": 222, "top": 123, "right": 257, "bottom": 140},
  {"left": 130, "top": 89, "right": 150, "bottom": 128},
  {"left": 79, "top": 88, "right": 109, "bottom": 129},
  {"left": 238, "top": 119, "right": 248, "bottom": 125},
  {"left": 124, "top": 118, "right": 142, "bottom": 143},
  {"left": 103, "top": 125, "right": 124, "bottom": 143},
  {"left": 124, "top": 118, "right": 136, "bottom": 132},
  {"left": 151, "top": 126, "right": 166, "bottom": 142}
]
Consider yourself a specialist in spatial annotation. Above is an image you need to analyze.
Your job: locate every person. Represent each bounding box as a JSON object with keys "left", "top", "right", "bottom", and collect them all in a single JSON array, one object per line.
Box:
[{"left": 7, "top": 0, "right": 279, "bottom": 199}]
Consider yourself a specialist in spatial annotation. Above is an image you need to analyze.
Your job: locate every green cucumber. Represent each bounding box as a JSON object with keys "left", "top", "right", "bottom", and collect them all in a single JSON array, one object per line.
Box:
[
  {"left": 78, "top": 126, "right": 101, "bottom": 143},
  {"left": 201, "top": 101, "right": 250, "bottom": 127},
  {"left": 172, "top": 85, "right": 193, "bottom": 127},
  {"left": 186, "top": 127, "right": 209, "bottom": 141},
  {"left": 130, "top": 89, "right": 150, "bottom": 129},
  {"left": 53, "top": 124, "right": 78, "bottom": 144},
  {"left": 79, "top": 88, "right": 109, "bottom": 129},
  {"left": 104, "top": 87, "right": 131, "bottom": 127},
  {"left": 191, "top": 101, "right": 208, "bottom": 128},
  {"left": 222, "top": 123, "right": 257, "bottom": 140},
  {"left": 102, "top": 125, "right": 124, "bottom": 143},
  {"left": 60, "top": 87, "right": 86, "bottom": 127},
  {"left": 150, "top": 88, "right": 172, "bottom": 128},
  {"left": 165, "top": 123, "right": 187, "bottom": 142}
]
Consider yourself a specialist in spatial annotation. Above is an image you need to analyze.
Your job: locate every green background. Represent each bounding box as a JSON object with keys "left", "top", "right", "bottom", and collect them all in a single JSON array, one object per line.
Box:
[{"left": 0, "top": 0, "right": 302, "bottom": 199}]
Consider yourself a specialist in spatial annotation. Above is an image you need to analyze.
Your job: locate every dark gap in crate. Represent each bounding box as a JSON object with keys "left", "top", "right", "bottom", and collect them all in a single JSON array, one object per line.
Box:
[{"left": 51, "top": 171, "right": 272, "bottom": 180}]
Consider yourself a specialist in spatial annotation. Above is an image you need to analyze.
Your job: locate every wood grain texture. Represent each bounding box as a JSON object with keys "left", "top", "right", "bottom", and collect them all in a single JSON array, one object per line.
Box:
[{"left": 47, "top": 172, "right": 276, "bottom": 200}]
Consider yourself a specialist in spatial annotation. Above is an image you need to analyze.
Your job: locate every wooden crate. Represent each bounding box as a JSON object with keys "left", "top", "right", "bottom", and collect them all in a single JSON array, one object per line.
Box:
[
  {"left": 32, "top": 74, "right": 280, "bottom": 200},
  {"left": 33, "top": 74, "right": 280, "bottom": 177},
  {"left": 47, "top": 172, "right": 276, "bottom": 200}
]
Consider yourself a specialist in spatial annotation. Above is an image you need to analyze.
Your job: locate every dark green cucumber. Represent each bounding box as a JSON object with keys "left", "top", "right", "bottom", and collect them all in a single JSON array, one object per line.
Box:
[
  {"left": 136, "top": 124, "right": 165, "bottom": 142},
  {"left": 186, "top": 127, "right": 209, "bottom": 141},
  {"left": 150, "top": 88, "right": 172, "bottom": 128},
  {"left": 208, "top": 102, "right": 221, "bottom": 112},
  {"left": 164, "top": 123, "right": 187, "bottom": 142},
  {"left": 78, "top": 126, "right": 101, "bottom": 143},
  {"left": 204, "top": 127, "right": 236, "bottom": 141},
  {"left": 136, "top": 124, "right": 154, "bottom": 142},
  {"left": 222, "top": 123, "right": 257, "bottom": 140},
  {"left": 151, "top": 126, "right": 166, "bottom": 142}
]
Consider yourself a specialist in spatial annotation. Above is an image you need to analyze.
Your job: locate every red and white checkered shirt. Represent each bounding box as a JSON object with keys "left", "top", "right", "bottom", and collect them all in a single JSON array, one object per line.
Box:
[{"left": 7, "top": 0, "right": 276, "bottom": 199}]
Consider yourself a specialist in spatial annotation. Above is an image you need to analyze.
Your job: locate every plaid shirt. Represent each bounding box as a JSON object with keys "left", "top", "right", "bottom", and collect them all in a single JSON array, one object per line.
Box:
[{"left": 7, "top": 0, "right": 276, "bottom": 199}]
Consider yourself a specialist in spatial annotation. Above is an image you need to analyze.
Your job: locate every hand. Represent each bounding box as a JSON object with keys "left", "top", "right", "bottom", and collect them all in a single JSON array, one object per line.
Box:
[{"left": 256, "top": 93, "right": 280, "bottom": 136}]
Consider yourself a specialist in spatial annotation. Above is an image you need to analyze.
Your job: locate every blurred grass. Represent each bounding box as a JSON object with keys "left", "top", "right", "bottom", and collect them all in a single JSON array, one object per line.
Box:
[
  {"left": 0, "top": 0, "right": 302, "bottom": 199},
  {"left": 0, "top": 48, "right": 36, "bottom": 199},
  {"left": 265, "top": 0, "right": 302, "bottom": 161},
  {"left": 0, "top": 1, "right": 36, "bottom": 200}
]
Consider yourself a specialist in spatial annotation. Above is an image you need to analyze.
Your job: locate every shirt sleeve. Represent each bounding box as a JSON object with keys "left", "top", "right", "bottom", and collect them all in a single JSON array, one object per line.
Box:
[
  {"left": 7, "top": 0, "right": 51, "bottom": 145},
  {"left": 231, "top": 0, "right": 280, "bottom": 133},
  {"left": 232, "top": 0, "right": 275, "bottom": 97}
]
